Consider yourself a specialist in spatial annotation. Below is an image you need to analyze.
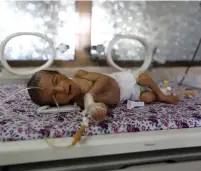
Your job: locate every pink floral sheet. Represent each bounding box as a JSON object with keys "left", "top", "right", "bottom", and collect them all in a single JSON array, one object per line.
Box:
[{"left": 0, "top": 82, "right": 201, "bottom": 142}]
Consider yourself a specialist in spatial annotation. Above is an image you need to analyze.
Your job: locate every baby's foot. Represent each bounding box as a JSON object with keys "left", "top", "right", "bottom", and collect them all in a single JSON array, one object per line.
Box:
[
  {"left": 158, "top": 95, "right": 179, "bottom": 104},
  {"left": 91, "top": 108, "right": 107, "bottom": 121}
]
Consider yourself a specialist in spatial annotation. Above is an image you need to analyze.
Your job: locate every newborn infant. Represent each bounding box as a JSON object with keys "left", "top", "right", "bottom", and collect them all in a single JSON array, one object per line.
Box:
[{"left": 27, "top": 70, "right": 179, "bottom": 121}]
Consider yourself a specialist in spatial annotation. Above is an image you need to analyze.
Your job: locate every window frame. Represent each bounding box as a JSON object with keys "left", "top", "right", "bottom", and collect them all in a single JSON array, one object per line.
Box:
[{"left": 7, "top": 0, "right": 201, "bottom": 68}]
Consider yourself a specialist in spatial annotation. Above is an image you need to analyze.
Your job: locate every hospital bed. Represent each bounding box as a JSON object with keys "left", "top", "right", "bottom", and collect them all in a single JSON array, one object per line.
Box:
[{"left": 1, "top": 76, "right": 201, "bottom": 171}]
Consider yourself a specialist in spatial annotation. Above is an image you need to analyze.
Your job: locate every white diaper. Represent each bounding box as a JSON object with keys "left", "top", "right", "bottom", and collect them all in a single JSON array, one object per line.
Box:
[{"left": 109, "top": 71, "right": 141, "bottom": 102}]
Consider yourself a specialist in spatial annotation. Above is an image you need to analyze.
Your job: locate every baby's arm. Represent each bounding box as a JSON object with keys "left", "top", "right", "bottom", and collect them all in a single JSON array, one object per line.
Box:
[
  {"left": 74, "top": 70, "right": 109, "bottom": 121},
  {"left": 74, "top": 70, "right": 109, "bottom": 96}
]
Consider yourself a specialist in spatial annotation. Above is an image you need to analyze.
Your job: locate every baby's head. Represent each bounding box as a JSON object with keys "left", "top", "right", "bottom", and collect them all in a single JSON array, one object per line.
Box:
[{"left": 27, "top": 70, "right": 79, "bottom": 106}]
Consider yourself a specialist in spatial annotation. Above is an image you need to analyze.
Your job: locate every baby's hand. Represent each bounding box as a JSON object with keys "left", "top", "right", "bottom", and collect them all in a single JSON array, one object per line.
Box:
[
  {"left": 86, "top": 102, "right": 107, "bottom": 121},
  {"left": 91, "top": 107, "right": 107, "bottom": 121}
]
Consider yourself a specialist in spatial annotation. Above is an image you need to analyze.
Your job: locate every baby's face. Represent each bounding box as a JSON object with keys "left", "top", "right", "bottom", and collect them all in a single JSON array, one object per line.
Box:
[{"left": 38, "top": 73, "right": 79, "bottom": 105}]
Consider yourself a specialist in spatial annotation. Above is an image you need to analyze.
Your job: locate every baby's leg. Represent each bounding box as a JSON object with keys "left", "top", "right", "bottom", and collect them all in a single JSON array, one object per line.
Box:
[
  {"left": 137, "top": 73, "right": 179, "bottom": 104},
  {"left": 140, "top": 91, "right": 156, "bottom": 103}
]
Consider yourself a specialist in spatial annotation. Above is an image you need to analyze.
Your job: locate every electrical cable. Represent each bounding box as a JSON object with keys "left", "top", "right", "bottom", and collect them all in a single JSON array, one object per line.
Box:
[{"left": 178, "top": 37, "right": 201, "bottom": 85}]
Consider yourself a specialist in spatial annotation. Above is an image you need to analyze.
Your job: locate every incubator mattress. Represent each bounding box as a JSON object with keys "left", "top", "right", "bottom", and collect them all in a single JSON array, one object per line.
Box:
[{"left": 0, "top": 83, "right": 201, "bottom": 141}]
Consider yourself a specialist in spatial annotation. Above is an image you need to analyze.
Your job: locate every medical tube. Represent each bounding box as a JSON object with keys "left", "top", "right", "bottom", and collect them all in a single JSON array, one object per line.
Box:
[
  {"left": 0, "top": 87, "right": 60, "bottom": 112},
  {"left": 0, "top": 87, "right": 43, "bottom": 105},
  {"left": 0, "top": 87, "right": 61, "bottom": 129},
  {"left": 0, "top": 86, "right": 85, "bottom": 148}
]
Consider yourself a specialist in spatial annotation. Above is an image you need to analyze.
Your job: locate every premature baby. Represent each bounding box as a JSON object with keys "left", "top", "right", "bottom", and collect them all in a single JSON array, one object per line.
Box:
[{"left": 27, "top": 70, "right": 179, "bottom": 121}]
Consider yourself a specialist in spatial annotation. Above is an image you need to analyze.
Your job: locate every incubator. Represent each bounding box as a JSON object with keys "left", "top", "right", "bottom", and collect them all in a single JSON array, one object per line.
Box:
[
  {"left": 1, "top": 32, "right": 201, "bottom": 171},
  {"left": 0, "top": 32, "right": 156, "bottom": 146},
  {"left": 0, "top": 32, "right": 158, "bottom": 115}
]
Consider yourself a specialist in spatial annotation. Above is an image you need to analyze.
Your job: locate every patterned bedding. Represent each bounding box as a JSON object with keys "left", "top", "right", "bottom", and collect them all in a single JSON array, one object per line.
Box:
[{"left": 0, "top": 82, "right": 201, "bottom": 142}]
